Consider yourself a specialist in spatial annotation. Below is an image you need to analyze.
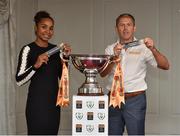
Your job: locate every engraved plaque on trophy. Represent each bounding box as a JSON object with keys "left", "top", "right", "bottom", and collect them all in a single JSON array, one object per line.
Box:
[
  {"left": 70, "top": 54, "right": 112, "bottom": 96},
  {"left": 99, "top": 124, "right": 105, "bottom": 132},
  {"left": 72, "top": 96, "right": 108, "bottom": 135},
  {"left": 75, "top": 112, "right": 83, "bottom": 120},
  {"left": 99, "top": 100, "right": 105, "bottom": 109},
  {"left": 86, "top": 124, "right": 94, "bottom": 133},
  {"left": 97, "top": 112, "right": 105, "bottom": 120},
  {"left": 87, "top": 112, "right": 93, "bottom": 120},
  {"left": 76, "top": 100, "right": 82, "bottom": 109},
  {"left": 86, "top": 101, "right": 94, "bottom": 109},
  {"left": 76, "top": 124, "right": 82, "bottom": 132}
]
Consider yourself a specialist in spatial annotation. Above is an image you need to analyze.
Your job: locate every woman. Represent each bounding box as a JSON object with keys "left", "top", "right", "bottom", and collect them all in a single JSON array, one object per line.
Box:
[{"left": 15, "top": 11, "right": 71, "bottom": 135}]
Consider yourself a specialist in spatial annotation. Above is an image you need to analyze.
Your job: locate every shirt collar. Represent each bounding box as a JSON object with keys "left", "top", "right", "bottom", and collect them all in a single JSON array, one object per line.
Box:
[{"left": 117, "top": 37, "right": 137, "bottom": 44}]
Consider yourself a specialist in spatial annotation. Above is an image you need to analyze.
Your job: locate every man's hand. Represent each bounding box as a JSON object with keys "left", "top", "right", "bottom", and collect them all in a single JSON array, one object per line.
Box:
[
  {"left": 144, "top": 37, "right": 155, "bottom": 50},
  {"left": 144, "top": 37, "right": 170, "bottom": 70},
  {"left": 113, "top": 43, "right": 123, "bottom": 56}
]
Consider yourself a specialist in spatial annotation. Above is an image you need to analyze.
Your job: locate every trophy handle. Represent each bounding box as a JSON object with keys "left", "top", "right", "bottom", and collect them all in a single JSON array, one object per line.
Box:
[
  {"left": 99, "top": 56, "right": 112, "bottom": 73},
  {"left": 70, "top": 56, "right": 84, "bottom": 73}
]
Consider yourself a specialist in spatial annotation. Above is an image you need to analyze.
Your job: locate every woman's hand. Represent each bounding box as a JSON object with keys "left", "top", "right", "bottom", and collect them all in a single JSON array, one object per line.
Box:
[
  {"left": 62, "top": 43, "right": 71, "bottom": 56},
  {"left": 34, "top": 53, "right": 49, "bottom": 69}
]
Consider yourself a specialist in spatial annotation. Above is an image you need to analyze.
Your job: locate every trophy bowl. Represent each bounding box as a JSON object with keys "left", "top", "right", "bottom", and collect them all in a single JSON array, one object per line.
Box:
[{"left": 70, "top": 54, "right": 112, "bottom": 96}]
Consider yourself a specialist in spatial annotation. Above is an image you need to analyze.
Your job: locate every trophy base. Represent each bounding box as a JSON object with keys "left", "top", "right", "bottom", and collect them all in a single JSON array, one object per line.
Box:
[
  {"left": 77, "top": 84, "right": 104, "bottom": 96},
  {"left": 77, "top": 92, "right": 104, "bottom": 96}
]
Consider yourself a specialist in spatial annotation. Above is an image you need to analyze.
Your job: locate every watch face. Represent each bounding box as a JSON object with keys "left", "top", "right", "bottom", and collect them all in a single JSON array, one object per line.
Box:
[
  {"left": 76, "top": 124, "right": 82, "bottom": 132},
  {"left": 98, "top": 124, "right": 105, "bottom": 132},
  {"left": 99, "top": 100, "right": 105, "bottom": 109},
  {"left": 76, "top": 100, "right": 82, "bottom": 109},
  {"left": 87, "top": 112, "right": 93, "bottom": 120}
]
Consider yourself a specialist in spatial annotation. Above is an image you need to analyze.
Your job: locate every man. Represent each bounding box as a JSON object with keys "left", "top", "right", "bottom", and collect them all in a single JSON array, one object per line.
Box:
[{"left": 100, "top": 13, "right": 169, "bottom": 135}]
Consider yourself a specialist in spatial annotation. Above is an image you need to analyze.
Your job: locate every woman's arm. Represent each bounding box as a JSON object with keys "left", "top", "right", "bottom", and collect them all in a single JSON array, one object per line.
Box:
[{"left": 16, "top": 46, "right": 36, "bottom": 86}]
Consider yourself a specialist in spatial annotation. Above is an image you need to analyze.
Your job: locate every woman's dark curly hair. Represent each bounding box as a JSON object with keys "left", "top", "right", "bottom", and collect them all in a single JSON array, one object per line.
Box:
[{"left": 34, "top": 11, "right": 54, "bottom": 25}]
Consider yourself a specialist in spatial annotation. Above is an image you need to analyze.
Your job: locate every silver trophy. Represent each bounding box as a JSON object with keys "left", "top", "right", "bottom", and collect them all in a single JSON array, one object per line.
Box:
[{"left": 70, "top": 54, "right": 112, "bottom": 96}]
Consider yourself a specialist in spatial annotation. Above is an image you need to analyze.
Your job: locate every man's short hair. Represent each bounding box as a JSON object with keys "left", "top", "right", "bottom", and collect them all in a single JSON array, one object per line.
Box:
[{"left": 116, "top": 13, "right": 135, "bottom": 27}]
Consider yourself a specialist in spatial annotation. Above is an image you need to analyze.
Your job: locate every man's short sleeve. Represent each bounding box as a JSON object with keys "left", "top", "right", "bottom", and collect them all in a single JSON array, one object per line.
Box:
[{"left": 144, "top": 47, "right": 157, "bottom": 67}]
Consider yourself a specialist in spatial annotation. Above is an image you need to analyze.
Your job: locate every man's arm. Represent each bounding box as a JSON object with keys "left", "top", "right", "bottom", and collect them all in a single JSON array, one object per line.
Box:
[
  {"left": 144, "top": 37, "right": 170, "bottom": 70},
  {"left": 100, "top": 61, "right": 115, "bottom": 77},
  {"left": 150, "top": 47, "right": 170, "bottom": 70},
  {"left": 101, "top": 43, "right": 123, "bottom": 77},
  {"left": 100, "top": 55, "right": 121, "bottom": 77}
]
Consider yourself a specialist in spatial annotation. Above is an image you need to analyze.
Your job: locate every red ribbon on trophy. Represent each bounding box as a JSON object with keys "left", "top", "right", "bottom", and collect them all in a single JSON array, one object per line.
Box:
[
  {"left": 109, "top": 61, "right": 125, "bottom": 108},
  {"left": 56, "top": 61, "right": 69, "bottom": 107}
]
